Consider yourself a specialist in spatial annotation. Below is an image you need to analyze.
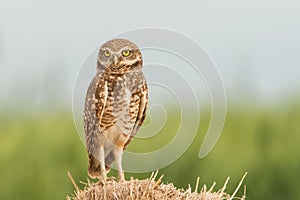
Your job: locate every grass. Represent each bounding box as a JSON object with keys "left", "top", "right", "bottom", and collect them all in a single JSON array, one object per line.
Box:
[{"left": 0, "top": 102, "right": 300, "bottom": 199}]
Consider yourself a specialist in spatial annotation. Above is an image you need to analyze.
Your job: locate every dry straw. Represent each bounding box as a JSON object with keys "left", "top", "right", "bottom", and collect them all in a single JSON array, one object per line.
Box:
[{"left": 67, "top": 171, "right": 247, "bottom": 200}]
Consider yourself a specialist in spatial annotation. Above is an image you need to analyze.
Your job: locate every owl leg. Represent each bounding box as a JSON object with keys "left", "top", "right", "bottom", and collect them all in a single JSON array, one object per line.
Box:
[
  {"left": 114, "top": 133, "right": 129, "bottom": 181},
  {"left": 113, "top": 147, "right": 125, "bottom": 181},
  {"left": 98, "top": 145, "right": 107, "bottom": 181}
]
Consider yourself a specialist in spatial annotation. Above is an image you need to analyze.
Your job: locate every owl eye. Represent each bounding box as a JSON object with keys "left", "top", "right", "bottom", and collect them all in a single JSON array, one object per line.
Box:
[
  {"left": 122, "top": 50, "right": 131, "bottom": 57},
  {"left": 103, "top": 50, "right": 110, "bottom": 57}
]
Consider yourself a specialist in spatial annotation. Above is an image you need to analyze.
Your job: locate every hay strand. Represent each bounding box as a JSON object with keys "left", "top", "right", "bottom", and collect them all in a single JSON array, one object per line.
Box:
[
  {"left": 194, "top": 177, "right": 200, "bottom": 193},
  {"left": 230, "top": 172, "right": 248, "bottom": 200},
  {"left": 68, "top": 171, "right": 80, "bottom": 193}
]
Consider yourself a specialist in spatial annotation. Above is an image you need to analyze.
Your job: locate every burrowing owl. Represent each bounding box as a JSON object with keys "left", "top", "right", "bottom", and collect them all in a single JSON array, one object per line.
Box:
[{"left": 84, "top": 39, "right": 148, "bottom": 181}]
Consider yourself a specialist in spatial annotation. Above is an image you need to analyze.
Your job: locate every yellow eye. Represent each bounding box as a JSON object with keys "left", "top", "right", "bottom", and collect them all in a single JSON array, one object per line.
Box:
[
  {"left": 103, "top": 50, "right": 110, "bottom": 57},
  {"left": 122, "top": 50, "right": 131, "bottom": 57}
]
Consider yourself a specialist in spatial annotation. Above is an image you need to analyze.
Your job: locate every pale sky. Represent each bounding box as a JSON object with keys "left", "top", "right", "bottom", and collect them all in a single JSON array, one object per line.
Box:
[{"left": 0, "top": 0, "right": 299, "bottom": 109}]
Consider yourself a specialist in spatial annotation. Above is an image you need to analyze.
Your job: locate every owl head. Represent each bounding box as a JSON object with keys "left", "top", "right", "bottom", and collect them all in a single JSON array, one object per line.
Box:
[{"left": 97, "top": 39, "right": 143, "bottom": 73}]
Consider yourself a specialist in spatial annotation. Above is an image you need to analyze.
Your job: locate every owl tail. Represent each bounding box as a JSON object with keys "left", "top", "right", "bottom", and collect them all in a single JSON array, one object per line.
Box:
[
  {"left": 88, "top": 153, "right": 101, "bottom": 179},
  {"left": 87, "top": 152, "right": 111, "bottom": 179}
]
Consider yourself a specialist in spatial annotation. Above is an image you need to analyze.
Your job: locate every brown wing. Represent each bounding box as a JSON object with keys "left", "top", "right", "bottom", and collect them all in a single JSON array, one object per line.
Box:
[
  {"left": 84, "top": 73, "right": 109, "bottom": 178},
  {"left": 123, "top": 81, "right": 148, "bottom": 150},
  {"left": 84, "top": 73, "right": 108, "bottom": 152}
]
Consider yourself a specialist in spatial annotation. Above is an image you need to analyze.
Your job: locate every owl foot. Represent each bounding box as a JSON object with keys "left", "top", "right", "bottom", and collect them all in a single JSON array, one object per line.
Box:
[
  {"left": 99, "top": 172, "right": 107, "bottom": 183},
  {"left": 118, "top": 170, "right": 125, "bottom": 182},
  {"left": 106, "top": 176, "right": 116, "bottom": 181}
]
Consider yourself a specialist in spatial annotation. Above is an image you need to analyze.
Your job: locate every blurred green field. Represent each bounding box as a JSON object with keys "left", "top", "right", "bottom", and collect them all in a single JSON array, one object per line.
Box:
[{"left": 0, "top": 103, "right": 300, "bottom": 199}]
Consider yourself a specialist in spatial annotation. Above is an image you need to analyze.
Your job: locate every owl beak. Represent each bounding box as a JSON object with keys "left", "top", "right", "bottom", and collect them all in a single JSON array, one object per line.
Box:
[{"left": 113, "top": 55, "right": 118, "bottom": 65}]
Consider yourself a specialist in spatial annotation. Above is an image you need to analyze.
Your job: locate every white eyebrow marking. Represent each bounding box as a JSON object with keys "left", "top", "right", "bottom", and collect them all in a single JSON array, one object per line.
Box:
[{"left": 101, "top": 48, "right": 111, "bottom": 52}]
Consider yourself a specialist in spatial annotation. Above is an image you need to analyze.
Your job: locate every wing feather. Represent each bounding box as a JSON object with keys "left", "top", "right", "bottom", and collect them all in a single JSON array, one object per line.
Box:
[
  {"left": 84, "top": 73, "right": 108, "bottom": 152},
  {"left": 123, "top": 81, "right": 148, "bottom": 149}
]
